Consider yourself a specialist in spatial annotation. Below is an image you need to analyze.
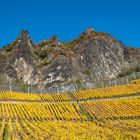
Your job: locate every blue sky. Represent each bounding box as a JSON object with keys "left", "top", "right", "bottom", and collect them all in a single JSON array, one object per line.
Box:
[{"left": 0, "top": 0, "right": 140, "bottom": 48}]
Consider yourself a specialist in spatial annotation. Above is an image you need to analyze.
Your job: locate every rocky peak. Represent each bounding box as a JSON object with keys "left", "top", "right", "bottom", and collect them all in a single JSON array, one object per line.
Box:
[
  {"left": 49, "top": 35, "right": 61, "bottom": 46},
  {"left": 20, "top": 30, "right": 30, "bottom": 39},
  {"left": 16, "top": 30, "right": 33, "bottom": 48},
  {"left": 85, "top": 27, "right": 95, "bottom": 34}
]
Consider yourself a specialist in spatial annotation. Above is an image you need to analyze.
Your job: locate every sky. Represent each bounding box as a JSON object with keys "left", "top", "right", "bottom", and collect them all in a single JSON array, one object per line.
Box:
[{"left": 0, "top": 0, "right": 140, "bottom": 48}]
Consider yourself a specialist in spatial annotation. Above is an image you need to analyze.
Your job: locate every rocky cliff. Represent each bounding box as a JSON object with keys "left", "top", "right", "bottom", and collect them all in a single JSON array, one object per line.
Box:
[{"left": 0, "top": 28, "right": 140, "bottom": 89}]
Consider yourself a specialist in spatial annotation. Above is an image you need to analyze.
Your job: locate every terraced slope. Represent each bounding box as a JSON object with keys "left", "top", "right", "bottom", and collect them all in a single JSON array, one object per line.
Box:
[{"left": 0, "top": 82, "right": 140, "bottom": 139}]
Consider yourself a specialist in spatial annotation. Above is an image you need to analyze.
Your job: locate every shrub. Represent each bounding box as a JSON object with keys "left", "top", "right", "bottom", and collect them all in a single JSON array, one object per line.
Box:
[
  {"left": 39, "top": 50, "right": 48, "bottom": 59},
  {"left": 4, "top": 45, "right": 13, "bottom": 52}
]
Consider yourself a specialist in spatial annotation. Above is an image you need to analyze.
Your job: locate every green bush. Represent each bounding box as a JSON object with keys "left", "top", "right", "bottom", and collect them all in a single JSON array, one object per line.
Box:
[
  {"left": 39, "top": 50, "right": 48, "bottom": 59},
  {"left": 4, "top": 45, "right": 13, "bottom": 52},
  {"left": 83, "top": 69, "right": 90, "bottom": 75}
]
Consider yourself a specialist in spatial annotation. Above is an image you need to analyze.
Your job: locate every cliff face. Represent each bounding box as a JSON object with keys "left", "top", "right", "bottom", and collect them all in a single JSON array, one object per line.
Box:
[{"left": 0, "top": 29, "right": 140, "bottom": 88}]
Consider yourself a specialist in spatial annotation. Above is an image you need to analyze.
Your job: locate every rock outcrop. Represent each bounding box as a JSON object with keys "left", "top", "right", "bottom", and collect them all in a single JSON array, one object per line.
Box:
[{"left": 0, "top": 29, "right": 140, "bottom": 88}]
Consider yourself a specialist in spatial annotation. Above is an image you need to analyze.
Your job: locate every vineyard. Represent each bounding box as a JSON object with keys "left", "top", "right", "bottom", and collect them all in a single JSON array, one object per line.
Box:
[{"left": 0, "top": 83, "right": 140, "bottom": 139}]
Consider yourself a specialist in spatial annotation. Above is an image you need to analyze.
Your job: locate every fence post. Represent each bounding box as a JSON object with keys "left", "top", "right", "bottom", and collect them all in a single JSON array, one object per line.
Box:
[
  {"left": 62, "top": 86, "right": 65, "bottom": 93},
  {"left": 75, "top": 84, "right": 78, "bottom": 92},
  {"left": 101, "top": 82, "right": 104, "bottom": 88},
  {"left": 10, "top": 85, "right": 12, "bottom": 92},
  {"left": 28, "top": 87, "right": 30, "bottom": 94},
  {"left": 109, "top": 80, "right": 111, "bottom": 86},
  {"left": 57, "top": 87, "right": 59, "bottom": 94},
  {"left": 126, "top": 78, "right": 129, "bottom": 85},
  {"left": 114, "top": 80, "right": 117, "bottom": 86},
  {"left": 88, "top": 83, "right": 91, "bottom": 89},
  {"left": 73, "top": 85, "right": 75, "bottom": 93},
  {"left": 9, "top": 79, "right": 12, "bottom": 92},
  {"left": 41, "top": 88, "right": 43, "bottom": 94},
  {"left": 133, "top": 73, "right": 136, "bottom": 79},
  {"left": 122, "top": 78, "right": 124, "bottom": 85}
]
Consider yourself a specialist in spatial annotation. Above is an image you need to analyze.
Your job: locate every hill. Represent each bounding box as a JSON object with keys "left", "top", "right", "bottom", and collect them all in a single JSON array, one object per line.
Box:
[{"left": 0, "top": 28, "right": 140, "bottom": 90}]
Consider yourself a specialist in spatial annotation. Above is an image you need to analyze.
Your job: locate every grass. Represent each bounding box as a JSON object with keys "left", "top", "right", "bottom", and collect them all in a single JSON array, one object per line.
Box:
[
  {"left": 80, "top": 108, "right": 93, "bottom": 122},
  {"left": 3, "top": 126, "right": 8, "bottom": 140}
]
